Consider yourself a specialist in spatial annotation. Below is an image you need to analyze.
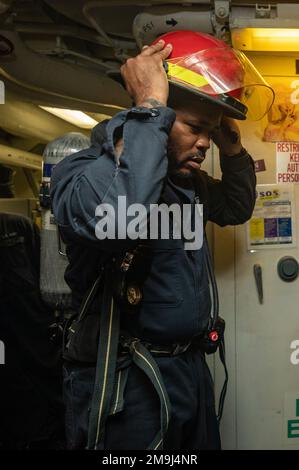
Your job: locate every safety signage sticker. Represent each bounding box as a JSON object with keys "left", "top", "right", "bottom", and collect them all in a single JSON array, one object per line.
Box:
[
  {"left": 276, "top": 142, "right": 299, "bottom": 183},
  {"left": 284, "top": 393, "right": 299, "bottom": 445},
  {"left": 247, "top": 184, "right": 296, "bottom": 249}
]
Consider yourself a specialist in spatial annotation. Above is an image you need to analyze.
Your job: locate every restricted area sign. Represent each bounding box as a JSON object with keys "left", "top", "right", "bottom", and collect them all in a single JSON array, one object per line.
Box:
[{"left": 276, "top": 142, "right": 299, "bottom": 183}]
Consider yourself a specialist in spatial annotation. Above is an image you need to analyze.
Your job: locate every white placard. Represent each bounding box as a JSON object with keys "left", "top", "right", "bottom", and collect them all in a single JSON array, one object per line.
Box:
[{"left": 247, "top": 184, "right": 296, "bottom": 250}]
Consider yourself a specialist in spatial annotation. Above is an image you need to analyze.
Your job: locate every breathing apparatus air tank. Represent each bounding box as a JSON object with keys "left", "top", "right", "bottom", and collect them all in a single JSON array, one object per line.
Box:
[{"left": 39, "top": 132, "right": 90, "bottom": 310}]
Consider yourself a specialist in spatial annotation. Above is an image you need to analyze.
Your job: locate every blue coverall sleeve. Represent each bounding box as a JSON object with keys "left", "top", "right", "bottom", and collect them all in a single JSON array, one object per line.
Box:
[
  {"left": 205, "top": 149, "right": 257, "bottom": 226},
  {"left": 50, "top": 107, "right": 176, "bottom": 246}
]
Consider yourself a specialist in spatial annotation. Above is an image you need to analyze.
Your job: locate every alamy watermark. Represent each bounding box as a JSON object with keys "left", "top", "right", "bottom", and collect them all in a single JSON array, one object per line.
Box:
[
  {"left": 0, "top": 340, "right": 5, "bottom": 365},
  {"left": 290, "top": 340, "right": 299, "bottom": 365},
  {"left": 95, "top": 196, "right": 203, "bottom": 250}
]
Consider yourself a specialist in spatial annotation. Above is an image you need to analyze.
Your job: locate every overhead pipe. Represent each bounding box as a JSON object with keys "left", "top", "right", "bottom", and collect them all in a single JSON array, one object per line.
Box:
[
  {"left": 229, "top": 4, "right": 299, "bottom": 30},
  {"left": 132, "top": 6, "right": 213, "bottom": 48},
  {"left": 13, "top": 21, "right": 136, "bottom": 50},
  {"left": 0, "top": 90, "right": 89, "bottom": 143},
  {"left": 82, "top": 1, "right": 136, "bottom": 61},
  {"left": 36, "top": 43, "right": 118, "bottom": 72},
  {"left": 0, "top": 30, "right": 130, "bottom": 111},
  {"left": 83, "top": 2, "right": 119, "bottom": 49},
  {"left": 0, "top": 144, "right": 42, "bottom": 171}
]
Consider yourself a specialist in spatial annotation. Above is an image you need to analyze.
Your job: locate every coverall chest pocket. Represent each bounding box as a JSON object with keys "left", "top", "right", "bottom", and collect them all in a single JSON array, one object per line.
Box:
[{"left": 141, "top": 239, "right": 183, "bottom": 307}]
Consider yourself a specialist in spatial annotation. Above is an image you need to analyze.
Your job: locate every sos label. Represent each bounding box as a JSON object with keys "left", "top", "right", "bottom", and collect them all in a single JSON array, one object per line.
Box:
[{"left": 258, "top": 189, "right": 280, "bottom": 199}]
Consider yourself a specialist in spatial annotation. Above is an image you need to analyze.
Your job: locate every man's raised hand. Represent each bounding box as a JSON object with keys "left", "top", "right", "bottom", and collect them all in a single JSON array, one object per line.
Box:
[{"left": 120, "top": 40, "right": 173, "bottom": 108}]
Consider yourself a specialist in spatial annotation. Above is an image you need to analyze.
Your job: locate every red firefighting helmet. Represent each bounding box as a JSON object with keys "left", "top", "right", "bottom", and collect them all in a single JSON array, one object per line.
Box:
[{"left": 152, "top": 30, "right": 274, "bottom": 120}]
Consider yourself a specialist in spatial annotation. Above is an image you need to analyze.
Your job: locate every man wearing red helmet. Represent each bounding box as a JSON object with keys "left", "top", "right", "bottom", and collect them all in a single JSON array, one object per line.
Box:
[{"left": 51, "top": 31, "right": 268, "bottom": 450}]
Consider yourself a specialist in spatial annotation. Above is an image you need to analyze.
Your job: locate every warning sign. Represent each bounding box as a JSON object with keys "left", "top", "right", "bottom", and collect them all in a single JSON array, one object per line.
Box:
[
  {"left": 276, "top": 142, "right": 299, "bottom": 183},
  {"left": 247, "top": 184, "right": 296, "bottom": 249}
]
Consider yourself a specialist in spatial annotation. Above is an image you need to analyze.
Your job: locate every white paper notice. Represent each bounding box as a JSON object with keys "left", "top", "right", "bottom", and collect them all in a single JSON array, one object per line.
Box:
[{"left": 247, "top": 184, "right": 296, "bottom": 250}]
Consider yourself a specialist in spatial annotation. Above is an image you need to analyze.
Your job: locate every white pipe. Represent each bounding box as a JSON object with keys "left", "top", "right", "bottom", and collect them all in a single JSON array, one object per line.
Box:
[
  {"left": 133, "top": 6, "right": 212, "bottom": 48},
  {"left": 0, "top": 144, "right": 41, "bottom": 171},
  {"left": 0, "top": 90, "right": 89, "bottom": 143}
]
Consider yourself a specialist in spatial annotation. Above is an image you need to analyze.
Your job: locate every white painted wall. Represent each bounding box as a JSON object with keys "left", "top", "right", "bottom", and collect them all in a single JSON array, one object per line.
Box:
[{"left": 211, "top": 59, "right": 299, "bottom": 448}]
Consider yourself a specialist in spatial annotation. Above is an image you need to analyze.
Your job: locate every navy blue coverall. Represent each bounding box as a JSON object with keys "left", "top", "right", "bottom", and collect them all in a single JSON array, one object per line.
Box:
[{"left": 50, "top": 106, "right": 256, "bottom": 450}]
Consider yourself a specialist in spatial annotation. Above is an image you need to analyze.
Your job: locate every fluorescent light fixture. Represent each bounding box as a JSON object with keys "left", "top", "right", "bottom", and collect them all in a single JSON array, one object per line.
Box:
[
  {"left": 39, "top": 106, "right": 98, "bottom": 129},
  {"left": 253, "top": 29, "right": 299, "bottom": 39},
  {"left": 231, "top": 28, "right": 299, "bottom": 52}
]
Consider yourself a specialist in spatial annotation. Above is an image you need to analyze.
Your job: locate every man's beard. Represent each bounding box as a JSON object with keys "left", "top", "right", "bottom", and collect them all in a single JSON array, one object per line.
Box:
[{"left": 167, "top": 143, "right": 204, "bottom": 185}]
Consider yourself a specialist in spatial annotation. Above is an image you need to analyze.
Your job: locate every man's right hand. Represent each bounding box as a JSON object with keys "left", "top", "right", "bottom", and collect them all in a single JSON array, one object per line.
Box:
[{"left": 120, "top": 40, "right": 173, "bottom": 108}]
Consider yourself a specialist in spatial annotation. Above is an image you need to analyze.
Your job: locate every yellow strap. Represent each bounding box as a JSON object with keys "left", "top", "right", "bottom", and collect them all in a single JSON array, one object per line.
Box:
[{"left": 167, "top": 62, "right": 209, "bottom": 89}]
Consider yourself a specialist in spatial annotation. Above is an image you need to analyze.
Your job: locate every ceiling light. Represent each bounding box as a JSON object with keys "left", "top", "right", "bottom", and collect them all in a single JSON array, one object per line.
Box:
[
  {"left": 39, "top": 106, "right": 98, "bottom": 129},
  {"left": 231, "top": 28, "right": 299, "bottom": 52}
]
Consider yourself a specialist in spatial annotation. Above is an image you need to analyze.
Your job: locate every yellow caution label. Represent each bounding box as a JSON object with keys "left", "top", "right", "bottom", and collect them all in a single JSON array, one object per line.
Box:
[{"left": 250, "top": 218, "right": 264, "bottom": 241}]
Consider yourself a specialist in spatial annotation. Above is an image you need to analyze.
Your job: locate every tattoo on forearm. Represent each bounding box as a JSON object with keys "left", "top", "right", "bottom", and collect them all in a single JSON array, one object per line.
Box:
[{"left": 142, "top": 98, "right": 165, "bottom": 107}]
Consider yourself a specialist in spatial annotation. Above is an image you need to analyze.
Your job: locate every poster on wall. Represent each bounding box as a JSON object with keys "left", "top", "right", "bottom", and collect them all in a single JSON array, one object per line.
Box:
[
  {"left": 276, "top": 142, "right": 299, "bottom": 183},
  {"left": 262, "top": 77, "right": 299, "bottom": 143},
  {"left": 247, "top": 184, "right": 296, "bottom": 250}
]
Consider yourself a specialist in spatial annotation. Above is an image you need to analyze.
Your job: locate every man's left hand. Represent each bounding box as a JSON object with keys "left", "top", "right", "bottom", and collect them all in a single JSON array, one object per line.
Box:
[{"left": 211, "top": 116, "right": 243, "bottom": 156}]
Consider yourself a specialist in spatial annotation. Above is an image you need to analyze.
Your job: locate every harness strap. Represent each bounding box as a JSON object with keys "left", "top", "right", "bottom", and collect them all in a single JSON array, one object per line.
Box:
[
  {"left": 128, "top": 339, "right": 172, "bottom": 450},
  {"left": 217, "top": 338, "right": 228, "bottom": 422},
  {"left": 86, "top": 279, "right": 173, "bottom": 451},
  {"left": 119, "top": 334, "right": 193, "bottom": 357},
  {"left": 109, "top": 367, "right": 129, "bottom": 416},
  {"left": 87, "top": 265, "right": 120, "bottom": 450}
]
